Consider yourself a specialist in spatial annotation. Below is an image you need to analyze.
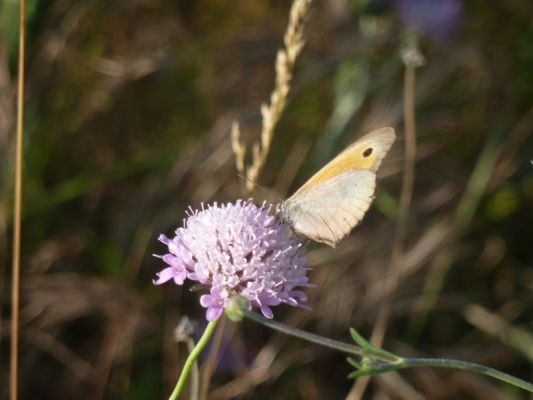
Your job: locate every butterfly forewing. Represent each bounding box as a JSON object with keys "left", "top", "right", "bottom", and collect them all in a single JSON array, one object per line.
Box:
[
  {"left": 279, "top": 127, "right": 395, "bottom": 246},
  {"left": 293, "top": 127, "right": 395, "bottom": 196}
]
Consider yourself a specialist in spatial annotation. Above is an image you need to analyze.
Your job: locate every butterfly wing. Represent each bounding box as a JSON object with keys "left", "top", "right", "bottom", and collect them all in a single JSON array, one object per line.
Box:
[
  {"left": 293, "top": 127, "right": 395, "bottom": 196},
  {"left": 281, "top": 169, "right": 377, "bottom": 247},
  {"left": 342, "top": 127, "right": 396, "bottom": 173}
]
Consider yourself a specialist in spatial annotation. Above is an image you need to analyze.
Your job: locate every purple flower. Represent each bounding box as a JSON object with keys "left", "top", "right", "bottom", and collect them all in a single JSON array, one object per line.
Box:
[
  {"left": 394, "top": 0, "right": 461, "bottom": 41},
  {"left": 154, "top": 200, "right": 312, "bottom": 321}
]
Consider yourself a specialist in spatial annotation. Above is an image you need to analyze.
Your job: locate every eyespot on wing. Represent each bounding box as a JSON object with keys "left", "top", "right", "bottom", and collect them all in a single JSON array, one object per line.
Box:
[{"left": 293, "top": 127, "right": 395, "bottom": 195}]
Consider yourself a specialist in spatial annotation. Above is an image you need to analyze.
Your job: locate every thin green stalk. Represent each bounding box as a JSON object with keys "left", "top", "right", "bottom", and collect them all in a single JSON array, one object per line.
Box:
[
  {"left": 245, "top": 310, "right": 533, "bottom": 393},
  {"left": 243, "top": 310, "right": 396, "bottom": 363},
  {"left": 169, "top": 319, "right": 218, "bottom": 400}
]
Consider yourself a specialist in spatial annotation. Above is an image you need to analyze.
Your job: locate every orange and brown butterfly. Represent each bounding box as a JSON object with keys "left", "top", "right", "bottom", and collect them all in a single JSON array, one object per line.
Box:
[{"left": 278, "top": 127, "right": 395, "bottom": 247}]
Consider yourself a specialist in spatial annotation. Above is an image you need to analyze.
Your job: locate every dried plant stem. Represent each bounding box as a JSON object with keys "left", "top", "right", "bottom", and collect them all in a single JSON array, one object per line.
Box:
[
  {"left": 198, "top": 314, "right": 227, "bottom": 400},
  {"left": 169, "top": 320, "right": 218, "bottom": 400},
  {"left": 10, "top": 1, "right": 25, "bottom": 399},
  {"left": 231, "top": 0, "right": 312, "bottom": 193},
  {"left": 347, "top": 35, "right": 424, "bottom": 400},
  {"left": 372, "top": 35, "right": 422, "bottom": 343},
  {"left": 230, "top": 123, "right": 245, "bottom": 178},
  {"left": 185, "top": 338, "right": 199, "bottom": 400}
]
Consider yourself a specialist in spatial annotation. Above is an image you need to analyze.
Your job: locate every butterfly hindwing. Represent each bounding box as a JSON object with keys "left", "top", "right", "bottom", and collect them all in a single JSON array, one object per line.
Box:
[{"left": 281, "top": 169, "right": 377, "bottom": 247}]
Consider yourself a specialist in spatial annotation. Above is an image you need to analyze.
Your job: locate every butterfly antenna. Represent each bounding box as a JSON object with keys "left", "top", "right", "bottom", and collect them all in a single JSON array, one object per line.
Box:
[
  {"left": 236, "top": 174, "right": 285, "bottom": 209},
  {"left": 236, "top": 173, "right": 270, "bottom": 193}
]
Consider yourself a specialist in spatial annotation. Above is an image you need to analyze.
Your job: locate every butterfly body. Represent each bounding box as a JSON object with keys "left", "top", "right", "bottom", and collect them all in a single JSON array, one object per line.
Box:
[{"left": 279, "top": 127, "right": 395, "bottom": 247}]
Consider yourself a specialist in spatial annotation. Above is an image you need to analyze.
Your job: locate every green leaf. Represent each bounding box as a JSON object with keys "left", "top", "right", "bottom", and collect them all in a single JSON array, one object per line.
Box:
[
  {"left": 349, "top": 328, "right": 401, "bottom": 362},
  {"left": 349, "top": 327, "right": 372, "bottom": 348},
  {"left": 348, "top": 369, "right": 372, "bottom": 379},
  {"left": 346, "top": 357, "right": 360, "bottom": 369}
]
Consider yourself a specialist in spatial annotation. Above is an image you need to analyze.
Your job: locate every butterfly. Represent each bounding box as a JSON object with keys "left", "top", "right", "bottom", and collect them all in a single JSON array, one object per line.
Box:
[{"left": 278, "top": 127, "right": 395, "bottom": 247}]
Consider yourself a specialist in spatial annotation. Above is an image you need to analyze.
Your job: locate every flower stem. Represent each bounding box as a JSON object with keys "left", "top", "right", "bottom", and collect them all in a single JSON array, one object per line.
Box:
[
  {"left": 244, "top": 310, "right": 361, "bottom": 356},
  {"left": 244, "top": 310, "right": 533, "bottom": 393},
  {"left": 169, "top": 319, "right": 219, "bottom": 400}
]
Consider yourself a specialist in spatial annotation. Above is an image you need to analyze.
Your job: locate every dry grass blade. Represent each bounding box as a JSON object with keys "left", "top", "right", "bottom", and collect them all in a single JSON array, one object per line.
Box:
[
  {"left": 347, "top": 36, "right": 424, "bottom": 400},
  {"left": 231, "top": 0, "right": 313, "bottom": 194},
  {"left": 464, "top": 304, "right": 533, "bottom": 362},
  {"left": 10, "top": 1, "right": 25, "bottom": 399}
]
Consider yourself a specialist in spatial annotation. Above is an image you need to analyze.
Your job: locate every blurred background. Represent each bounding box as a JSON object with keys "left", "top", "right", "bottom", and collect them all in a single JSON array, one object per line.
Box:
[{"left": 1, "top": 0, "right": 532, "bottom": 399}]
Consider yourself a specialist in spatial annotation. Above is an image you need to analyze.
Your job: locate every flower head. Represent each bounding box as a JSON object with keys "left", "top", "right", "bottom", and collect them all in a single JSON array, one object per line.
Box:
[
  {"left": 154, "top": 200, "right": 312, "bottom": 321},
  {"left": 394, "top": 0, "right": 461, "bottom": 41}
]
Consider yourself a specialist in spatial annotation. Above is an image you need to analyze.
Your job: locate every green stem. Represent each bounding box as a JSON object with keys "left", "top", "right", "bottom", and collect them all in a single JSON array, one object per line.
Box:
[
  {"left": 399, "top": 358, "right": 533, "bottom": 393},
  {"left": 169, "top": 319, "right": 219, "bottom": 400},
  {"left": 244, "top": 310, "right": 533, "bottom": 393},
  {"left": 243, "top": 310, "right": 397, "bottom": 363}
]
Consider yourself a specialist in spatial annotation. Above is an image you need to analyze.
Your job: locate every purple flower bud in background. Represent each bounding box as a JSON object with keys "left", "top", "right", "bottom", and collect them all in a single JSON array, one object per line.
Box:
[
  {"left": 394, "top": 0, "right": 461, "bottom": 41},
  {"left": 154, "top": 200, "right": 312, "bottom": 321}
]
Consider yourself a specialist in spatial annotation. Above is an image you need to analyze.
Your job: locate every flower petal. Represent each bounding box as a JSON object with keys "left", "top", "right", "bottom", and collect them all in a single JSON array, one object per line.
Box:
[
  {"left": 206, "top": 306, "right": 223, "bottom": 321},
  {"left": 153, "top": 267, "right": 175, "bottom": 285},
  {"left": 259, "top": 305, "right": 273, "bottom": 319},
  {"left": 200, "top": 294, "right": 215, "bottom": 308}
]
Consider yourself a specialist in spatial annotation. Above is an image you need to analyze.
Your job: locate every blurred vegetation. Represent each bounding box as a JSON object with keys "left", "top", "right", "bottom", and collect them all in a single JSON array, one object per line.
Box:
[{"left": 1, "top": 0, "right": 532, "bottom": 399}]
